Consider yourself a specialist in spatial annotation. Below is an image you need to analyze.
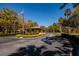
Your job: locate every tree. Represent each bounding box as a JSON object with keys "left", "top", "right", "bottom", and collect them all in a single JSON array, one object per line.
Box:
[
  {"left": 33, "top": 22, "right": 38, "bottom": 27},
  {"left": 48, "top": 23, "right": 60, "bottom": 32},
  {"left": 40, "top": 26, "right": 47, "bottom": 32},
  {"left": 48, "top": 25, "right": 54, "bottom": 32},
  {"left": 64, "top": 8, "right": 72, "bottom": 19},
  {"left": 58, "top": 17, "right": 67, "bottom": 26},
  {"left": 52, "top": 23, "right": 60, "bottom": 32},
  {"left": 27, "top": 20, "right": 39, "bottom": 28},
  {"left": 60, "top": 3, "right": 79, "bottom": 33},
  {"left": 60, "top": 3, "right": 79, "bottom": 9},
  {"left": 0, "top": 8, "right": 19, "bottom": 34}
]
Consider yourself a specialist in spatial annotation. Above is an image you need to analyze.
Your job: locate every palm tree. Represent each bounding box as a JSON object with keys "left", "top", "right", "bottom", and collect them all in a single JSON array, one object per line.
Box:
[
  {"left": 64, "top": 8, "right": 72, "bottom": 19},
  {"left": 60, "top": 3, "right": 79, "bottom": 9}
]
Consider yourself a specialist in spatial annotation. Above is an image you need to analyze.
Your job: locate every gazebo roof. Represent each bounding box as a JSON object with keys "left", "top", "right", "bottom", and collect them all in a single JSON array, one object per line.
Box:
[
  {"left": 26, "top": 26, "right": 41, "bottom": 30},
  {"left": 31, "top": 26, "right": 40, "bottom": 29}
]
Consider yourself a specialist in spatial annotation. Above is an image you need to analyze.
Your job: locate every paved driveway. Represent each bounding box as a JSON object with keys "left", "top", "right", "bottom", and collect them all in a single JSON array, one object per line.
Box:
[{"left": 0, "top": 34, "right": 72, "bottom": 56}]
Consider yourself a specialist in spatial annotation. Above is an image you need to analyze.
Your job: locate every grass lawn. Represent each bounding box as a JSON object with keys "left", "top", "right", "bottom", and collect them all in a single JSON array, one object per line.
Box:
[{"left": 16, "top": 34, "right": 44, "bottom": 38}]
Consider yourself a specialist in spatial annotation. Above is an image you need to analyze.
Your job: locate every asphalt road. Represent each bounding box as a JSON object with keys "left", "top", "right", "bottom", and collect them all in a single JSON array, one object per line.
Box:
[{"left": 0, "top": 34, "right": 72, "bottom": 56}]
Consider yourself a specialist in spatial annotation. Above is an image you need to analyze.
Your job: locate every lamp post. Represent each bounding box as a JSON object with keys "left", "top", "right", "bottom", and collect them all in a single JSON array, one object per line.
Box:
[{"left": 20, "top": 10, "right": 25, "bottom": 34}]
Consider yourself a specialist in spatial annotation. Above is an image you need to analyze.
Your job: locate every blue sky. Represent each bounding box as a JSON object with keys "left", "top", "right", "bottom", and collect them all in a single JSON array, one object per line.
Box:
[{"left": 0, "top": 3, "right": 73, "bottom": 26}]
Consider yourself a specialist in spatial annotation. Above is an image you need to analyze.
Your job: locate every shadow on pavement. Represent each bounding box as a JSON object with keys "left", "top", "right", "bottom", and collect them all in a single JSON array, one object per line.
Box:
[
  {"left": 9, "top": 45, "right": 47, "bottom": 56},
  {"left": 8, "top": 45, "right": 63, "bottom": 56},
  {"left": 8, "top": 34, "right": 74, "bottom": 56},
  {"left": 42, "top": 50, "right": 62, "bottom": 56},
  {"left": 61, "top": 34, "right": 79, "bottom": 56}
]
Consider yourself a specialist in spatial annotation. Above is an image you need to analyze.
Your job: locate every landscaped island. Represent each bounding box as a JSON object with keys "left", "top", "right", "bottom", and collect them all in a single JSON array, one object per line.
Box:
[{"left": 16, "top": 33, "right": 45, "bottom": 38}]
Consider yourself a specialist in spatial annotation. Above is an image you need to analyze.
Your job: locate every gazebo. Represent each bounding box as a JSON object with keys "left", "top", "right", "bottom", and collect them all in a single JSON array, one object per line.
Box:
[{"left": 26, "top": 26, "right": 42, "bottom": 34}]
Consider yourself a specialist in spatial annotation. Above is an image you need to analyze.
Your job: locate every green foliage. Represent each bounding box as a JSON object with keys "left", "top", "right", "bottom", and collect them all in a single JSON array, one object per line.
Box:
[
  {"left": 27, "top": 20, "right": 33, "bottom": 23},
  {"left": 74, "top": 5, "right": 79, "bottom": 16},
  {"left": 64, "top": 8, "right": 72, "bottom": 17},
  {"left": 27, "top": 20, "right": 39, "bottom": 28},
  {"left": 0, "top": 8, "right": 20, "bottom": 35},
  {"left": 59, "top": 17, "right": 65, "bottom": 24},
  {"left": 52, "top": 23, "right": 60, "bottom": 31},
  {"left": 59, "top": 3, "right": 79, "bottom": 29},
  {"left": 0, "top": 8, "right": 39, "bottom": 35},
  {"left": 48, "top": 23, "right": 60, "bottom": 32},
  {"left": 16, "top": 34, "right": 43, "bottom": 38}
]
